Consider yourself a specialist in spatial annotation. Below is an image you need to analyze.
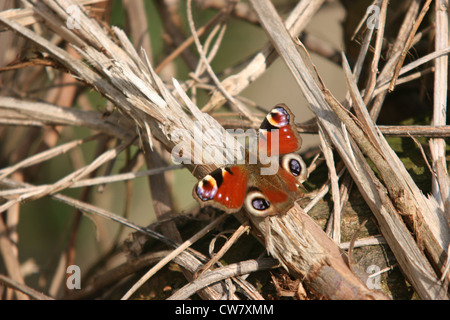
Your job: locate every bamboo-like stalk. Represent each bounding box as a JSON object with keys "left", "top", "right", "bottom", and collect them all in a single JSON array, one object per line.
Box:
[
  {"left": 431, "top": 0, "right": 450, "bottom": 225},
  {"left": 2, "top": 96, "right": 450, "bottom": 138}
]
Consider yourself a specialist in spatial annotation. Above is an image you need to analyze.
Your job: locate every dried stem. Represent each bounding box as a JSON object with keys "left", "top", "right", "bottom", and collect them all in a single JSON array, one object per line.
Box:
[
  {"left": 431, "top": 0, "right": 449, "bottom": 222},
  {"left": 121, "top": 214, "right": 228, "bottom": 300}
]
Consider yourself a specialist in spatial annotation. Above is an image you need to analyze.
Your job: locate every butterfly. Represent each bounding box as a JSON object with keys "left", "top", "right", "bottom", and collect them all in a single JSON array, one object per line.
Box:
[{"left": 193, "top": 104, "right": 308, "bottom": 217}]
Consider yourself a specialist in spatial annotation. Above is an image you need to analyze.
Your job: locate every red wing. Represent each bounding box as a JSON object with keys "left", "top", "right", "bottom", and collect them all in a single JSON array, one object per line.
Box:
[
  {"left": 194, "top": 166, "right": 248, "bottom": 212},
  {"left": 255, "top": 167, "right": 301, "bottom": 215},
  {"left": 258, "top": 104, "right": 302, "bottom": 156},
  {"left": 259, "top": 127, "right": 300, "bottom": 156},
  {"left": 258, "top": 168, "right": 298, "bottom": 203},
  {"left": 258, "top": 187, "right": 288, "bottom": 205}
]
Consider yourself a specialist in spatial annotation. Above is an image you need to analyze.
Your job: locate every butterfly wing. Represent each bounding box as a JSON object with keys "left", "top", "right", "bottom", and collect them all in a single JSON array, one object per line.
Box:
[
  {"left": 258, "top": 104, "right": 302, "bottom": 156},
  {"left": 244, "top": 164, "right": 302, "bottom": 217},
  {"left": 193, "top": 166, "right": 249, "bottom": 213}
]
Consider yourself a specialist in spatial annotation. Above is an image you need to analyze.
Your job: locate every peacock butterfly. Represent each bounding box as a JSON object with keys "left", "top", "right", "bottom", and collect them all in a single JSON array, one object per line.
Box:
[{"left": 193, "top": 104, "right": 308, "bottom": 217}]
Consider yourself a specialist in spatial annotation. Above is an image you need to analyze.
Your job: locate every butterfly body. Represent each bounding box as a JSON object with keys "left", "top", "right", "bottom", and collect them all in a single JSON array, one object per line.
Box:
[{"left": 193, "top": 104, "right": 308, "bottom": 217}]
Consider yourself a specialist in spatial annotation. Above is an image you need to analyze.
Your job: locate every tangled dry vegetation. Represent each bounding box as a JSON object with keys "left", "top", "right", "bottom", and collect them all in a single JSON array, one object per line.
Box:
[{"left": 0, "top": 0, "right": 449, "bottom": 300}]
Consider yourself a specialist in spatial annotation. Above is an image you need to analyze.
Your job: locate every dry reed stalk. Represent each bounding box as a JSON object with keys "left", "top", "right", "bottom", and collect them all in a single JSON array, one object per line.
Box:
[
  {"left": 167, "top": 258, "right": 277, "bottom": 300},
  {"left": 0, "top": 273, "right": 54, "bottom": 300},
  {"left": 318, "top": 126, "right": 341, "bottom": 243},
  {"left": 0, "top": 218, "right": 29, "bottom": 300},
  {"left": 121, "top": 213, "right": 228, "bottom": 299},
  {"left": 4, "top": 95, "right": 450, "bottom": 138},
  {"left": 431, "top": 0, "right": 450, "bottom": 225}
]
